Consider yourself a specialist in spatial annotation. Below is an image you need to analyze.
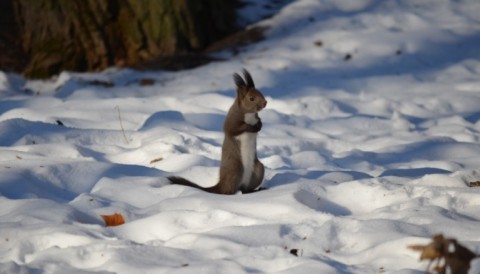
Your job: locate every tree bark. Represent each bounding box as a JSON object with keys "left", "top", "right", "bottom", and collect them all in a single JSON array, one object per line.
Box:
[{"left": 0, "top": 0, "right": 237, "bottom": 78}]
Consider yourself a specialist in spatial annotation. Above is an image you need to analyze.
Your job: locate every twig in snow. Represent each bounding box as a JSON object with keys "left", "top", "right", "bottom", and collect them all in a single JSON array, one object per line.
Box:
[{"left": 115, "top": 105, "right": 130, "bottom": 144}]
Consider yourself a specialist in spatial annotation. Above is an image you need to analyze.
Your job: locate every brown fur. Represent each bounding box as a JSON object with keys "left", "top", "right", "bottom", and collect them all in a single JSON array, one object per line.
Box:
[{"left": 168, "top": 69, "right": 267, "bottom": 194}]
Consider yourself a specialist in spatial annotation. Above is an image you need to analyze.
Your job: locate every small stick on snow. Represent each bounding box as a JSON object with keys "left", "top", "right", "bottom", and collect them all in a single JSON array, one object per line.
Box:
[{"left": 115, "top": 105, "right": 130, "bottom": 144}]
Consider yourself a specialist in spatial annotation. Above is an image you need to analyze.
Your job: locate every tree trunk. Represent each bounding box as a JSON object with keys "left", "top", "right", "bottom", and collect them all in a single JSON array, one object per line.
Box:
[{"left": 0, "top": 0, "right": 237, "bottom": 78}]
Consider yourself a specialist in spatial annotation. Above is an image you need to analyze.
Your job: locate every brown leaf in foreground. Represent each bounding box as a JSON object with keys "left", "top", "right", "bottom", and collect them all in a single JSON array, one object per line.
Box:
[
  {"left": 101, "top": 213, "right": 125, "bottom": 227},
  {"left": 408, "top": 234, "right": 477, "bottom": 274}
]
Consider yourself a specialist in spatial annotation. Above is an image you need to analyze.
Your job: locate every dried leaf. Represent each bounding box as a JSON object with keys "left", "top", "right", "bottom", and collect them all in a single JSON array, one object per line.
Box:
[
  {"left": 469, "top": 181, "right": 480, "bottom": 187},
  {"left": 409, "top": 234, "right": 477, "bottom": 274},
  {"left": 101, "top": 213, "right": 125, "bottom": 227},
  {"left": 419, "top": 242, "right": 443, "bottom": 261}
]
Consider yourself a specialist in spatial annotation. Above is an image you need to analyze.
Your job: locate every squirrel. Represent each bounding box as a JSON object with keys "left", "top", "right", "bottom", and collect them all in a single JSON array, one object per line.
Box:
[{"left": 168, "top": 69, "right": 267, "bottom": 194}]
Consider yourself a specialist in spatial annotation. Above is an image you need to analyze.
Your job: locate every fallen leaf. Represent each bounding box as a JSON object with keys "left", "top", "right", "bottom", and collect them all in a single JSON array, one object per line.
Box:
[
  {"left": 101, "top": 213, "right": 125, "bottom": 227},
  {"left": 419, "top": 243, "right": 443, "bottom": 261},
  {"left": 409, "top": 234, "right": 477, "bottom": 274},
  {"left": 469, "top": 181, "right": 480, "bottom": 187}
]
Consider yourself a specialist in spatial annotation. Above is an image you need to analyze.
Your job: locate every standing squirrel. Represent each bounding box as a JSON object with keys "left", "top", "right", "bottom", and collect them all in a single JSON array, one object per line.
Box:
[{"left": 168, "top": 69, "right": 267, "bottom": 194}]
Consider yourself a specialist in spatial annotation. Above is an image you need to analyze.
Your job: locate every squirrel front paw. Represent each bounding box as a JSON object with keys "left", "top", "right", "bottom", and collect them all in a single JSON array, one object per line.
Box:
[{"left": 250, "top": 120, "right": 262, "bottom": 132}]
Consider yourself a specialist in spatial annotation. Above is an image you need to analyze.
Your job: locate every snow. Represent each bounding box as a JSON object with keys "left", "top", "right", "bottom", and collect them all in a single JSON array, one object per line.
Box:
[{"left": 1, "top": 0, "right": 480, "bottom": 273}]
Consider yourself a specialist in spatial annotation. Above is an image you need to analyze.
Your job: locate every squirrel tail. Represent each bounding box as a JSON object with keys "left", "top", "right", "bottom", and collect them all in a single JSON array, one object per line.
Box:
[{"left": 167, "top": 176, "right": 221, "bottom": 194}]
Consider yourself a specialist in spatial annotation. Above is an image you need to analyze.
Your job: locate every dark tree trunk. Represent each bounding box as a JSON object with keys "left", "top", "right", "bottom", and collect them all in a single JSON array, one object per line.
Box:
[{"left": 0, "top": 0, "right": 237, "bottom": 78}]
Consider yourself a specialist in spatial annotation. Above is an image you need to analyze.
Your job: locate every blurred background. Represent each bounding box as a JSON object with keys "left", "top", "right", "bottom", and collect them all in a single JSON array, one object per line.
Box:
[{"left": 0, "top": 0, "right": 290, "bottom": 78}]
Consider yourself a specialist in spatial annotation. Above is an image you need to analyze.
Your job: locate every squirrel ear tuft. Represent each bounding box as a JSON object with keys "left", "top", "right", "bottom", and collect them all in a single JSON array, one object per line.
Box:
[
  {"left": 233, "top": 73, "right": 246, "bottom": 88},
  {"left": 242, "top": 69, "right": 255, "bottom": 88}
]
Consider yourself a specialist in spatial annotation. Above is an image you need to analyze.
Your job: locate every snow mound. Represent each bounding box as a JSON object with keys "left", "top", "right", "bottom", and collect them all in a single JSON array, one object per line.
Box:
[{"left": 1, "top": 0, "right": 480, "bottom": 273}]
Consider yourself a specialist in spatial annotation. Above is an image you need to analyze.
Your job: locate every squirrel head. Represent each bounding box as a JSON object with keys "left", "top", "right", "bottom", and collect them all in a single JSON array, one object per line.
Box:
[{"left": 233, "top": 69, "right": 267, "bottom": 113}]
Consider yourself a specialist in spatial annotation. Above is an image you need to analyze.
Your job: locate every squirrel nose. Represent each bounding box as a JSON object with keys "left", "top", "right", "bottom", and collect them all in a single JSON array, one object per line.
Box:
[{"left": 263, "top": 100, "right": 267, "bottom": 108}]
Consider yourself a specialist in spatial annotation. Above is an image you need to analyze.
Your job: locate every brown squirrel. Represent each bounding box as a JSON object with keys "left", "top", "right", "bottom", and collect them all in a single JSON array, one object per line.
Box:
[{"left": 168, "top": 69, "right": 267, "bottom": 194}]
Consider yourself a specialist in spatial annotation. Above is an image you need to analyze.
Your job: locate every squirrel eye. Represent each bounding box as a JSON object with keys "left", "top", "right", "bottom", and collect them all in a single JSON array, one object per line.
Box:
[{"left": 249, "top": 97, "right": 255, "bottom": 101}]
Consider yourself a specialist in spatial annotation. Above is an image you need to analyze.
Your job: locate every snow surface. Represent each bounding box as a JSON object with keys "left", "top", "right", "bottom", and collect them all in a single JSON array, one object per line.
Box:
[{"left": 2, "top": 0, "right": 480, "bottom": 273}]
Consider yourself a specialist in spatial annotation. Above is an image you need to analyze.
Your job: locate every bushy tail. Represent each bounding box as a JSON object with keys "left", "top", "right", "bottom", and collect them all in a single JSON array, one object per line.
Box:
[{"left": 167, "top": 176, "right": 220, "bottom": 194}]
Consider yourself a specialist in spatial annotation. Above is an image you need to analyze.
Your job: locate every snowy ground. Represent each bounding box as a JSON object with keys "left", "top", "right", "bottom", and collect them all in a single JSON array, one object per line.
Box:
[{"left": 1, "top": 0, "right": 480, "bottom": 273}]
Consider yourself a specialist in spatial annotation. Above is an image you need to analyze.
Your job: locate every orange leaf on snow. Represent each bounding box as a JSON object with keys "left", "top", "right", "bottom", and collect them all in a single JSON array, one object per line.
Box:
[{"left": 101, "top": 213, "right": 125, "bottom": 227}]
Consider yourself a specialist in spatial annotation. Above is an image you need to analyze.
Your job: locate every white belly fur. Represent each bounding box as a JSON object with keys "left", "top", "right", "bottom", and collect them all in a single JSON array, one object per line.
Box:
[
  {"left": 236, "top": 113, "right": 259, "bottom": 187},
  {"left": 236, "top": 132, "right": 257, "bottom": 187}
]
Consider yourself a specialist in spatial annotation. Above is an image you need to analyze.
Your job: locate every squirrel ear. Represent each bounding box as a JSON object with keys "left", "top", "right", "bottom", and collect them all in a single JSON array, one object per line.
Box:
[
  {"left": 233, "top": 73, "right": 246, "bottom": 88},
  {"left": 242, "top": 69, "right": 255, "bottom": 88}
]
